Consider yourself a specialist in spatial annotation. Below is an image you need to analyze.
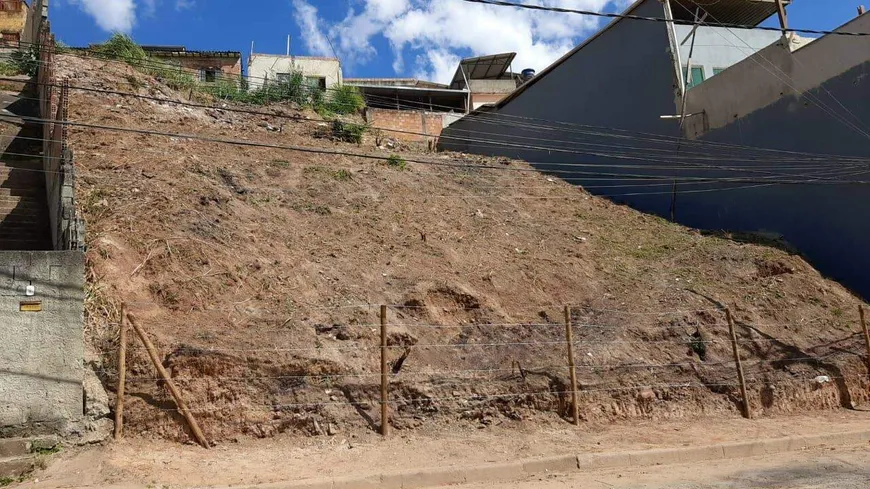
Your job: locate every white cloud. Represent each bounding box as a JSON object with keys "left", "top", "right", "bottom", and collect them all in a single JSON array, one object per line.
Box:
[
  {"left": 291, "top": 0, "right": 334, "bottom": 56},
  {"left": 291, "top": 0, "right": 626, "bottom": 83},
  {"left": 69, "top": 0, "right": 137, "bottom": 32},
  {"left": 66, "top": 0, "right": 198, "bottom": 32}
]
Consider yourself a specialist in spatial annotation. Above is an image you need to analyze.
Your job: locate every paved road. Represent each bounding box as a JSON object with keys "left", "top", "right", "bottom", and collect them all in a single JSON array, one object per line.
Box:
[{"left": 460, "top": 447, "right": 870, "bottom": 488}]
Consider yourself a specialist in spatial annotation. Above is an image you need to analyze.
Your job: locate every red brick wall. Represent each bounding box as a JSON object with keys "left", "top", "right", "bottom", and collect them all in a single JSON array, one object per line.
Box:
[
  {"left": 152, "top": 55, "right": 243, "bottom": 78},
  {"left": 366, "top": 108, "right": 444, "bottom": 142}
]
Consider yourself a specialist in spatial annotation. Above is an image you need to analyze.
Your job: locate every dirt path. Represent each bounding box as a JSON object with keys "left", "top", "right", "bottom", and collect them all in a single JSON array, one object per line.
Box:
[
  {"left": 463, "top": 446, "right": 870, "bottom": 489},
  {"left": 26, "top": 411, "right": 870, "bottom": 489}
]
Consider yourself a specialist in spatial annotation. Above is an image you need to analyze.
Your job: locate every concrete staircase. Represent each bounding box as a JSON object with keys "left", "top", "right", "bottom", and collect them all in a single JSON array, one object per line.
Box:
[
  {"left": 0, "top": 87, "right": 52, "bottom": 251},
  {"left": 0, "top": 157, "right": 52, "bottom": 250},
  {"left": 0, "top": 436, "right": 57, "bottom": 480}
]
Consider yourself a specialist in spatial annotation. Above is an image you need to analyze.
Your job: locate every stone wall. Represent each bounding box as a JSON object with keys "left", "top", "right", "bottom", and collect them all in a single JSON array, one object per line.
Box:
[{"left": 0, "top": 251, "right": 84, "bottom": 436}]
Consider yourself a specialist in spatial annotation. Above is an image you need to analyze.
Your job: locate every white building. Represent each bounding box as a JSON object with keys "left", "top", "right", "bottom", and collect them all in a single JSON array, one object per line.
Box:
[{"left": 247, "top": 54, "right": 342, "bottom": 90}]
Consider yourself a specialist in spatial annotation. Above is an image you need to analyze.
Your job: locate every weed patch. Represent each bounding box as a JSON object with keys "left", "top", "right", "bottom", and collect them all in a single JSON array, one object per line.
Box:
[{"left": 387, "top": 154, "right": 407, "bottom": 171}]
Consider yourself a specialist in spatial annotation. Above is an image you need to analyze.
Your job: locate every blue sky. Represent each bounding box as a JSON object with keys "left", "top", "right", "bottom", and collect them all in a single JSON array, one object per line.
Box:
[{"left": 51, "top": 0, "right": 867, "bottom": 84}]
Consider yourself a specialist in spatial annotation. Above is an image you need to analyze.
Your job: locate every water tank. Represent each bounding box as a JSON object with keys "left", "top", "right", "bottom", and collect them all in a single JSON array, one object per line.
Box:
[{"left": 521, "top": 68, "right": 536, "bottom": 81}]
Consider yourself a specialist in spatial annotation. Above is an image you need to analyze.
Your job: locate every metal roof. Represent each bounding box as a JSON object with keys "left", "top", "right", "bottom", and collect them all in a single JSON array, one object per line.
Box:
[
  {"left": 449, "top": 52, "right": 517, "bottom": 89},
  {"left": 671, "top": 0, "right": 791, "bottom": 27},
  {"left": 345, "top": 78, "right": 448, "bottom": 89},
  {"left": 354, "top": 84, "right": 468, "bottom": 112},
  {"left": 142, "top": 45, "right": 241, "bottom": 58}
]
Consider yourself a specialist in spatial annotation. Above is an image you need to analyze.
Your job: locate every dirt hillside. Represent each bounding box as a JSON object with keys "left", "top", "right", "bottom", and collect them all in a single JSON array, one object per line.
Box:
[{"left": 57, "top": 53, "right": 870, "bottom": 444}]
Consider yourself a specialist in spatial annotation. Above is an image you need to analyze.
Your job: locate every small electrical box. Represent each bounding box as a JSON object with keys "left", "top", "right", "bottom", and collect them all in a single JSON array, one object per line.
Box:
[{"left": 20, "top": 301, "right": 42, "bottom": 312}]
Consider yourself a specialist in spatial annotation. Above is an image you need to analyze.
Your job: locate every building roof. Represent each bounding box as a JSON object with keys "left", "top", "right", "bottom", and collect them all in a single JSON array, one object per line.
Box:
[
  {"left": 345, "top": 78, "right": 447, "bottom": 89},
  {"left": 671, "top": 0, "right": 791, "bottom": 26},
  {"left": 250, "top": 53, "right": 339, "bottom": 62},
  {"left": 449, "top": 52, "right": 517, "bottom": 89},
  {"left": 494, "top": 0, "right": 790, "bottom": 109},
  {"left": 142, "top": 46, "right": 242, "bottom": 58},
  {"left": 353, "top": 84, "right": 468, "bottom": 112}
]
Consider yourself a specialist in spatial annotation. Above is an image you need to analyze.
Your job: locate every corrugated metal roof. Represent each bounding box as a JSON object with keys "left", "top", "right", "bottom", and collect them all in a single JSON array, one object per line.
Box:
[
  {"left": 450, "top": 52, "right": 517, "bottom": 89},
  {"left": 671, "top": 0, "right": 790, "bottom": 27}
]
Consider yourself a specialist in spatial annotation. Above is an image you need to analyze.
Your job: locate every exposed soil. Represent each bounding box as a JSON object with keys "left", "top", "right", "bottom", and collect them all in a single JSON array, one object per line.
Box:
[
  {"left": 56, "top": 53, "right": 870, "bottom": 446},
  {"left": 25, "top": 413, "right": 870, "bottom": 489}
]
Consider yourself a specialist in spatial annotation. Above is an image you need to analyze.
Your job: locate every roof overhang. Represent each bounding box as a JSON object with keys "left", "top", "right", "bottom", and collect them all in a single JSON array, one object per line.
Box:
[
  {"left": 354, "top": 84, "right": 468, "bottom": 111},
  {"left": 450, "top": 52, "right": 517, "bottom": 89},
  {"left": 671, "top": 0, "right": 791, "bottom": 27}
]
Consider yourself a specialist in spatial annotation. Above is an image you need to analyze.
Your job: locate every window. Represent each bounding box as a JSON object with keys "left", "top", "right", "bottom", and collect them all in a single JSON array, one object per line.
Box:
[
  {"left": 712, "top": 68, "right": 726, "bottom": 76},
  {"left": 198, "top": 68, "right": 218, "bottom": 83},
  {"left": 304, "top": 76, "right": 327, "bottom": 91},
  {"left": 683, "top": 66, "right": 705, "bottom": 89},
  {"left": 275, "top": 72, "right": 294, "bottom": 83}
]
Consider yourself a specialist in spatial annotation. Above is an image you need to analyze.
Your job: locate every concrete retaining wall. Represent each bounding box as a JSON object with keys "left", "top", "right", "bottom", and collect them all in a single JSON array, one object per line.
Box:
[{"left": 0, "top": 251, "right": 84, "bottom": 436}]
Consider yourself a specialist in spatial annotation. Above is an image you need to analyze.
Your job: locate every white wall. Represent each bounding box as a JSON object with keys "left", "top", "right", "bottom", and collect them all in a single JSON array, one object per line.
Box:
[
  {"left": 673, "top": 25, "right": 787, "bottom": 86},
  {"left": 248, "top": 55, "right": 342, "bottom": 90}
]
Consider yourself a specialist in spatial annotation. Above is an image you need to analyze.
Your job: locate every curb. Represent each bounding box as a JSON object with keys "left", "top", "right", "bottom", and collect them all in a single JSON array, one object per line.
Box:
[{"left": 226, "top": 429, "right": 870, "bottom": 489}]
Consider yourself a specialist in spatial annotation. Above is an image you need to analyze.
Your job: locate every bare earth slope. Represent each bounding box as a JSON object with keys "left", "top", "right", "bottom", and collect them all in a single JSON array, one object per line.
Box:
[{"left": 58, "top": 54, "right": 870, "bottom": 444}]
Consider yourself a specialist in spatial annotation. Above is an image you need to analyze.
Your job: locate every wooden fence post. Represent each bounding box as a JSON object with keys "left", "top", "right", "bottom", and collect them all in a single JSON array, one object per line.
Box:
[
  {"left": 113, "top": 303, "right": 127, "bottom": 440},
  {"left": 859, "top": 306, "right": 870, "bottom": 377},
  {"left": 564, "top": 305, "right": 580, "bottom": 426},
  {"left": 380, "top": 305, "right": 390, "bottom": 436},
  {"left": 126, "top": 312, "right": 210, "bottom": 448},
  {"left": 726, "top": 308, "right": 751, "bottom": 419}
]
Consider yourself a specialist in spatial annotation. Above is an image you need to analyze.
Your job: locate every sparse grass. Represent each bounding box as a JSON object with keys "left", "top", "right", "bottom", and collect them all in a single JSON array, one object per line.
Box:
[
  {"left": 31, "top": 444, "right": 61, "bottom": 456},
  {"left": 0, "top": 478, "right": 15, "bottom": 487},
  {"left": 126, "top": 74, "right": 144, "bottom": 90},
  {"left": 303, "top": 166, "right": 353, "bottom": 181},
  {"left": 333, "top": 169, "right": 352, "bottom": 181},
  {"left": 269, "top": 160, "right": 291, "bottom": 169},
  {"left": 387, "top": 154, "right": 407, "bottom": 171},
  {"left": 294, "top": 201, "right": 332, "bottom": 215}
]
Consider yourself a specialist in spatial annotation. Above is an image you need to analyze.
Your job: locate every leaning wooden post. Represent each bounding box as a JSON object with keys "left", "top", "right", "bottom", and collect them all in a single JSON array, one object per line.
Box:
[
  {"left": 380, "top": 305, "right": 390, "bottom": 436},
  {"left": 564, "top": 305, "right": 580, "bottom": 426},
  {"left": 726, "top": 308, "right": 751, "bottom": 419},
  {"left": 126, "top": 312, "right": 210, "bottom": 448},
  {"left": 114, "top": 303, "right": 127, "bottom": 440},
  {"left": 859, "top": 306, "right": 870, "bottom": 377}
]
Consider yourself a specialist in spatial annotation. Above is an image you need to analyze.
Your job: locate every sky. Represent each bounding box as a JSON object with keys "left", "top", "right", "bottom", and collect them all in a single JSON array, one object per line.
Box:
[{"left": 50, "top": 0, "right": 869, "bottom": 84}]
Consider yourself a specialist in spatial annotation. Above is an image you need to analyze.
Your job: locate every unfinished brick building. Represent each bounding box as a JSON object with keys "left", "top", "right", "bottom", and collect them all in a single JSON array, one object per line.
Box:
[{"left": 142, "top": 46, "right": 242, "bottom": 83}]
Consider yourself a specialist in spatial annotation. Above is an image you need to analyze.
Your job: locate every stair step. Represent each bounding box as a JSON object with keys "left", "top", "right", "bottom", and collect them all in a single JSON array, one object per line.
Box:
[
  {"left": 0, "top": 184, "right": 45, "bottom": 197},
  {"left": 0, "top": 455, "right": 34, "bottom": 479}
]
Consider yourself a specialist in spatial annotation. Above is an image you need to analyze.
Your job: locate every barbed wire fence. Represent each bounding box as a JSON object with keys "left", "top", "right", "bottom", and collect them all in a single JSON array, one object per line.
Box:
[{"left": 107, "top": 301, "right": 870, "bottom": 448}]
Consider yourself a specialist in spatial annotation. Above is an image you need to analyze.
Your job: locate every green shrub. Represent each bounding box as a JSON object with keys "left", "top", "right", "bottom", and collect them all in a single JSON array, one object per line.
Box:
[
  {"left": 91, "top": 34, "right": 147, "bottom": 66},
  {"left": 54, "top": 40, "right": 72, "bottom": 54},
  {"left": 10, "top": 46, "right": 39, "bottom": 77},
  {"left": 0, "top": 61, "right": 20, "bottom": 76},
  {"left": 327, "top": 84, "right": 365, "bottom": 115},
  {"left": 387, "top": 154, "right": 407, "bottom": 170},
  {"left": 331, "top": 120, "right": 367, "bottom": 144}
]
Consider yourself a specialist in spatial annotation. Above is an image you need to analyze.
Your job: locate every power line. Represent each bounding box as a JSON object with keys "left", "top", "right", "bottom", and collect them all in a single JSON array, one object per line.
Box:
[
  {"left": 461, "top": 0, "right": 870, "bottom": 37},
  {"left": 33, "top": 42, "right": 870, "bottom": 165}
]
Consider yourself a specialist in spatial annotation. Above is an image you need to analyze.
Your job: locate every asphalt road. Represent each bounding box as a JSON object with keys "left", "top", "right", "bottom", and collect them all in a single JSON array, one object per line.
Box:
[{"left": 460, "top": 446, "right": 870, "bottom": 489}]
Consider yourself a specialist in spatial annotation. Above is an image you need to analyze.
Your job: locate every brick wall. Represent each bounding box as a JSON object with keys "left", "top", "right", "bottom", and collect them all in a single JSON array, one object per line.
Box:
[
  {"left": 152, "top": 55, "right": 243, "bottom": 78},
  {"left": 366, "top": 108, "right": 445, "bottom": 142}
]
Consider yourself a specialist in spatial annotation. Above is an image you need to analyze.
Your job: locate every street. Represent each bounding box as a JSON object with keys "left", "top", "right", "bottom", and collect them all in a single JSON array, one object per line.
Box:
[{"left": 460, "top": 447, "right": 870, "bottom": 488}]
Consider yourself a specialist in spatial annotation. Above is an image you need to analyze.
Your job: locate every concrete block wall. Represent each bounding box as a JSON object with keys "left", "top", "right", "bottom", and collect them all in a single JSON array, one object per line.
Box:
[
  {"left": 366, "top": 108, "right": 445, "bottom": 142},
  {"left": 0, "top": 251, "right": 84, "bottom": 436}
]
